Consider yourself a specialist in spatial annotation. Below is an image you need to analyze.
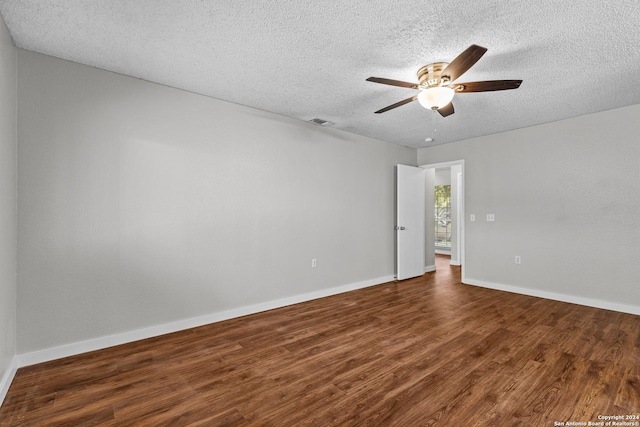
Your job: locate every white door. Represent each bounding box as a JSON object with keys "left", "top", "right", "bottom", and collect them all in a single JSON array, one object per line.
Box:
[{"left": 397, "top": 164, "right": 425, "bottom": 280}]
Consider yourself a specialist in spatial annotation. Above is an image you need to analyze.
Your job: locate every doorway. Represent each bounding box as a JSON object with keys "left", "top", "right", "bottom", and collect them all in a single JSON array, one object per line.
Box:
[{"left": 420, "top": 160, "right": 465, "bottom": 279}]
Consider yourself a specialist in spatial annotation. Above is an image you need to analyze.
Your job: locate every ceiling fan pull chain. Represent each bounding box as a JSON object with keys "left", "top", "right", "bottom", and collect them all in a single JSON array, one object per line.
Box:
[{"left": 432, "top": 110, "right": 437, "bottom": 139}]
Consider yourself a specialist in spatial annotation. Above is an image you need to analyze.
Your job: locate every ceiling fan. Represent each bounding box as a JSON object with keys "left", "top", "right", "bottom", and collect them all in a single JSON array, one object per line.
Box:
[{"left": 366, "top": 45, "right": 522, "bottom": 117}]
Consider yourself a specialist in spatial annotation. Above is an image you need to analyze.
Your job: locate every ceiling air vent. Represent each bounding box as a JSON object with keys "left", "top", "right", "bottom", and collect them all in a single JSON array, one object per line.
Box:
[{"left": 309, "top": 118, "right": 334, "bottom": 127}]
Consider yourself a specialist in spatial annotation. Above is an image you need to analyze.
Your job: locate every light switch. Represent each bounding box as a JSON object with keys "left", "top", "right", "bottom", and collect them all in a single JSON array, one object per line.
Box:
[
  {"left": 470, "top": 214, "right": 475, "bottom": 222},
  {"left": 487, "top": 214, "right": 495, "bottom": 222}
]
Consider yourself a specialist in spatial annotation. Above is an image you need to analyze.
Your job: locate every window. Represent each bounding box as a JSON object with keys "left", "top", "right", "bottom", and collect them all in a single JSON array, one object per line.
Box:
[{"left": 435, "top": 185, "right": 451, "bottom": 248}]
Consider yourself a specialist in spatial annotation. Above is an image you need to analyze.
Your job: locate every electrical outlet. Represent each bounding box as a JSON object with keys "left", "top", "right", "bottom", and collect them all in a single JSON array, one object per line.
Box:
[
  {"left": 311, "top": 258, "right": 317, "bottom": 268},
  {"left": 470, "top": 214, "right": 475, "bottom": 222},
  {"left": 515, "top": 256, "right": 521, "bottom": 264}
]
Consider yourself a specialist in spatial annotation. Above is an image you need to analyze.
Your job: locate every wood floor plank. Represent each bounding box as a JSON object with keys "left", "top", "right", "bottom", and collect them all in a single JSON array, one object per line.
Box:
[{"left": 2, "top": 255, "right": 639, "bottom": 426}]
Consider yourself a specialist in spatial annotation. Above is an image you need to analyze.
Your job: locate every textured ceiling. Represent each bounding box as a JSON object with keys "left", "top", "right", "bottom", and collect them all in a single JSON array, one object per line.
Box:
[{"left": 1, "top": 1, "right": 639, "bottom": 148}]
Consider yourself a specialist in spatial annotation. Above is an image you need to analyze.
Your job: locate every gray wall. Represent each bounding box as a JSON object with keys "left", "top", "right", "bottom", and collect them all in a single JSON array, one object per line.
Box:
[
  {"left": 0, "top": 15, "right": 17, "bottom": 392},
  {"left": 17, "top": 50, "right": 415, "bottom": 353},
  {"left": 418, "top": 104, "right": 640, "bottom": 309}
]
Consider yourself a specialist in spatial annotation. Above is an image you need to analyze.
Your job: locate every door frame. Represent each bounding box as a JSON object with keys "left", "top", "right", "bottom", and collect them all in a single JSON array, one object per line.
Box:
[{"left": 419, "top": 159, "right": 466, "bottom": 282}]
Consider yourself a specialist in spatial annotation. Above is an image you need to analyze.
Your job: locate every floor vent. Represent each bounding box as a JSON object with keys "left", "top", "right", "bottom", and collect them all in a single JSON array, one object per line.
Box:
[{"left": 309, "top": 118, "right": 334, "bottom": 126}]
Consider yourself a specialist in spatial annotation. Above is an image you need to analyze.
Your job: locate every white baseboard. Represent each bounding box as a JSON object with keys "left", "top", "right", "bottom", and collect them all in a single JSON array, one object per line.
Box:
[
  {"left": 0, "top": 356, "right": 18, "bottom": 407},
  {"left": 424, "top": 265, "right": 436, "bottom": 273},
  {"left": 449, "top": 259, "right": 460, "bottom": 266},
  {"left": 435, "top": 249, "right": 451, "bottom": 255},
  {"left": 464, "top": 277, "right": 640, "bottom": 316},
  {"left": 18, "top": 274, "right": 395, "bottom": 368}
]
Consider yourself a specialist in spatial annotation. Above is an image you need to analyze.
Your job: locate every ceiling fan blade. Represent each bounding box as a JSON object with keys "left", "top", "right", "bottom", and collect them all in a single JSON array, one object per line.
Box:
[
  {"left": 374, "top": 95, "right": 418, "bottom": 114},
  {"left": 366, "top": 77, "right": 419, "bottom": 89},
  {"left": 453, "top": 80, "right": 523, "bottom": 93},
  {"left": 437, "top": 102, "right": 455, "bottom": 117},
  {"left": 441, "top": 45, "right": 488, "bottom": 83}
]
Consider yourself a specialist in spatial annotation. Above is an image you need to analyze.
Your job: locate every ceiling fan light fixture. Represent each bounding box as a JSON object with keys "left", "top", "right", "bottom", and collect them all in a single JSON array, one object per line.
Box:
[{"left": 417, "top": 86, "right": 455, "bottom": 110}]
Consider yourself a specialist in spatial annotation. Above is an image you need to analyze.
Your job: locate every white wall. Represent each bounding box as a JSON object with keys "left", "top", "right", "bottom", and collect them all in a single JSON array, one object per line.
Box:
[
  {"left": 16, "top": 50, "right": 416, "bottom": 355},
  {"left": 0, "top": 14, "right": 17, "bottom": 401},
  {"left": 418, "top": 104, "right": 640, "bottom": 313},
  {"left": 434, "top": 168, "right": 450, "bottom": 186}
]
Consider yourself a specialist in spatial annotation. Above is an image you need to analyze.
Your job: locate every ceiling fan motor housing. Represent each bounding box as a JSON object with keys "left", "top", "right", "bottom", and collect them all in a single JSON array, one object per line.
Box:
[{"left": 417, "top": 62, "right": 450, "bottom": 88}]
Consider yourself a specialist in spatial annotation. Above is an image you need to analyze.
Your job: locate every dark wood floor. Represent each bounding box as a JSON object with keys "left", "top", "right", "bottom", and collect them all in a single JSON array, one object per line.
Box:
[{"left": 2, "top": 255, "right": 639, "bottom": 426}]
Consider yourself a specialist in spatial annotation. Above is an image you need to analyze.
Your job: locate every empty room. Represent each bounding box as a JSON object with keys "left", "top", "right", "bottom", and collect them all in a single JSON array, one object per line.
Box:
[{"left": 1, "top": 1, "right": 639, "bottom": 426}]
